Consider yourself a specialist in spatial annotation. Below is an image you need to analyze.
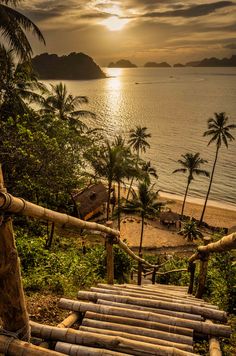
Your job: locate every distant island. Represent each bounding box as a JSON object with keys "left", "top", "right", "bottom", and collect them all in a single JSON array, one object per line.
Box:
[
  {"left": 144, "top": 62, "right": 171, "bottom": 68},
  {"left": 185, "top": 55, "right": 236, "bottom": 67},
  {"left": 32, "top": 52, "right": 106, "bottom": 80},
  {"left": 173, "top": 63, "right": 185, "bottom": 68},
  {"left": 108, "top": 59, "right": 137, "bottom": 68}
]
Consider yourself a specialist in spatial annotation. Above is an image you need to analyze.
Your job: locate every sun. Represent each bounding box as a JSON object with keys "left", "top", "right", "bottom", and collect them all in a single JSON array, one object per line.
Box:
[{"left": 101, "top": 16, "right": 129, "bottom": 31}]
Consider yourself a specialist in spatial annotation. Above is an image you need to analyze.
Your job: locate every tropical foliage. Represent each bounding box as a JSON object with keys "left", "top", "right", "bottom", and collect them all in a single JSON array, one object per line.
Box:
[
  {"left": 178, "top": 219, "right": 203, "bottom": 241},
  {"left": 0, "top": 0, "right": 45, "bottom": 59}
]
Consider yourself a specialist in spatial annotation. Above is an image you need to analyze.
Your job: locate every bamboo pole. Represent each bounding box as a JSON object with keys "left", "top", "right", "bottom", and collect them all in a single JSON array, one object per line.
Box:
[
  {"left": 206, "top": 320, "right": 222, "bottom": 356},
  {"left": 195, "top": 237, "right": 211, "bottom": 299},
  {"left": 82, "top": 288, "right": 218, "bottom": 310},
  {"left": 55, "top": 342, "right": 132, "bottom": 356},
  {"left": 30, "top": 321, "right": 198, "bottom": 356},
  {"left": 59, "top": 298, "right": 230, "bottom": 337},
  {"left": 75, "top": 292, "right": 227, "bottom": 322},
  {"left": 189, "top": 233, "right": 236, "bottom": 264},
  {"left": 0, "top": 192, "right": 164, "bottom": 270},
  {"left": 39, "top": 312, "right": 80, "bottom": 349},
  {"left": 79, "top": 325, "right": 194, "bottom": 352},
  {"left": 97, "top": 299, "right": 203, "bottom": 321},
  {"left": 0, "top": 165, "right": 30, "bottom": 342},
  {"left": 84, "top": 311, "right": 193, "bottom": 336},
  {"left": 105, "top": 221, "right": 115, "bottom": 285},
  {"left": 0, "top": 335, "right": 63, "bottom": 356},
  {"left": 90, "top": 287, "right": 217, "bottom": 309},
  {"left": 81, "top": 319, "right": 192, "bottom": 346},
  {"left": 188, "top": 263, "right": 196, "bottom": 295}
]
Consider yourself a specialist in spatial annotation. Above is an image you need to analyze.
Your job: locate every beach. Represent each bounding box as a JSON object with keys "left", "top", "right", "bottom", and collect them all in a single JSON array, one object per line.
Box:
[{"left": 118, "top": 186, "right": 236, "bottom": 251}]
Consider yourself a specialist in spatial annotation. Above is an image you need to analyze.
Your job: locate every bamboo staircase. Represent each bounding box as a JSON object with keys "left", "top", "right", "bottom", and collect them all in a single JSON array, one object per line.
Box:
[{"left": 2, "top": 281, "right": 229, "bottom": 356}]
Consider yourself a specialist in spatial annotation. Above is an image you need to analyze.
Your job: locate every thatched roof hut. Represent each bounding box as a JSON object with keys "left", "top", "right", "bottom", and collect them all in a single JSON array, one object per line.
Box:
[
  {"left": 160, "top": 211, "right": 179, "bottom": 225},
  {"left": 72, "top": 183, "right": 108, "bottom": 220}
]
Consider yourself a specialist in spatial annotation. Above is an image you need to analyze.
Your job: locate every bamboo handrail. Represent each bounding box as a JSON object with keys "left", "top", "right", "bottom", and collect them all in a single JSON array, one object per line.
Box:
[
  {"left": 189, "top": 233, "right": 236, "bottom": 263},
  {"left": 0, "top": 192, "right": 160, "bottom": 269}
]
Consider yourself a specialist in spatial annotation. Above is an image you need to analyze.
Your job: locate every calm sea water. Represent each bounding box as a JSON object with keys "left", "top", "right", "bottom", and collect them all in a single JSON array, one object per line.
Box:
[{"left": 46, "top": 67, "right": 236, "bottom": 208}]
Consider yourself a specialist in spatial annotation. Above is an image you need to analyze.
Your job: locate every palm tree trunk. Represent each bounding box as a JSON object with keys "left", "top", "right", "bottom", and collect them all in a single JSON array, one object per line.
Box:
[
  {"left": 181, "top": 180, "right": 190, "bottom": 219},
  {"left": 126, "top": 152, "right": 139, "bottom": 201},
  {"left": 200, "top": 147, "right": 219, "bottom": 224},
  {"left": 117, "top": 181, "right": 121, "bottom": 230},
  {"left": 138, "top": 212, "right": 144, "bottom": 285},
  {"left": 106, "top": 180, "right": 112, "bottom": 221}
]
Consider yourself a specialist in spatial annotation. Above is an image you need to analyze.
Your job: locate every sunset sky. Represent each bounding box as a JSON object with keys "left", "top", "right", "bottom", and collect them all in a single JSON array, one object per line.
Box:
[{"left": 21, "top": 0, "right": 236, "bottom": 66}]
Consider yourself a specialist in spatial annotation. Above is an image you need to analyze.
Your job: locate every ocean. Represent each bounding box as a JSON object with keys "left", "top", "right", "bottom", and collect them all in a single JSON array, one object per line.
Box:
[{"left": 45, "top": 67, "right": 236, "bottom": 209}]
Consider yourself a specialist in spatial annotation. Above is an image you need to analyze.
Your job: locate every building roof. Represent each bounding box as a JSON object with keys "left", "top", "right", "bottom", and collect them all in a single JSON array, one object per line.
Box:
[
  {"left": 72, "top": 183, "right": 108, "bottom": 218},
  {"left": 160, "top": 211, "right": 179, "bottom": 222}
]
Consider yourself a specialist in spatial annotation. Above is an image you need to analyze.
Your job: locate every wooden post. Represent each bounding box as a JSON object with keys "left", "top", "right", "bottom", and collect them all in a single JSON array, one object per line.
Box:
[
  {"left": 105, "top": 221, "right": 115, "bottom": 285},
  {"left": 152, "top": 267, "right": 157, "bottom": 285},
  {"left": 0, "top": 164, "right": 30, "bottom": 341},
  {"left": 188, "top": 262, "right": 196, "bottom": 294},
  {"left": 195, "top": 237, "right": 212, "bottom": 299},
  {"left": 137, "top": 254, "right": 142, "bottom": 286}
]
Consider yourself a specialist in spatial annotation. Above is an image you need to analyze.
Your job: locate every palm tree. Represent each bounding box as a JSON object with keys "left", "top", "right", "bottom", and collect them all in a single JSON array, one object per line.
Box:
[
  {"left": 126, "top": 126, "right": 151, "bottom": 200},
  {"left": 125, "top": 181, "right": 163, "bottom": 285},
  {"left": 41, "top": 83, "right": 95, "bottom": 130},
  {"left": 178, "top": 219, "right": 203, "bottom": 241},
  {"left": 112, "top": 135, "right": 136, "bottom": 229},
  {"left": 0, "top": 0, "right": 45, "bottom": 60},
  {"left": 141, "top": 161, "right": 158, "bottom": 184},
  {"left": 0, "top": 45, "right": 46, "bottom": 118},
  {"left": 173, "top": 153, "right": 209, "bottom": 219},
  {"left": 200, "top": 112, "right": 236, "bottom": 223}
]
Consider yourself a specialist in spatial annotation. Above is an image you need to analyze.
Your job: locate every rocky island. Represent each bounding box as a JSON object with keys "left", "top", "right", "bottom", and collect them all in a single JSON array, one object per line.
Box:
[
  {"left": 144, "top": 61, "right": 171, "bottom": 67},
  {"left": 108, "top": 59, "right": 137, "bottom": 68},
  {"left": 32, "top": 52, "right": 106, "bottom": 80},
  {"left": 185, "top": 55, "right": 236, "bottom": 67}
]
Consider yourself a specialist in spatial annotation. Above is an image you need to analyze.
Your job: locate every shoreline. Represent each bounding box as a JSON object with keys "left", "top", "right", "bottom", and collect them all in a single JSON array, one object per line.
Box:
[
  {"left": 158, "top": 190, "right": 236, "bottom": 212},
  {"left": 117, "top": 184, "right": 236, "bottom": 229}
]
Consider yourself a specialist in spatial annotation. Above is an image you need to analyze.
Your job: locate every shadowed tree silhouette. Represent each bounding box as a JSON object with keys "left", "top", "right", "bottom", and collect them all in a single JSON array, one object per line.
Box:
[
  {"left": 178, "top": 219, "right": 203, "bottom": 241},
  {"left": 200, "top": 112, "right": 236, "bottom": 223},
  {"left": 41, "top": 83, "right": 95, "bottom": 130},
  {"left": 0, "top": 0, "right": 45, "bottom": 60},
  {"left": 126, "top": 126, "right": 151, "bottom": 200},
  {"left": 173, "top": 153, "right": 209, "bottom": 219},
  {"left": 0, "top": 45, "right": 46, "bottom": 118}
]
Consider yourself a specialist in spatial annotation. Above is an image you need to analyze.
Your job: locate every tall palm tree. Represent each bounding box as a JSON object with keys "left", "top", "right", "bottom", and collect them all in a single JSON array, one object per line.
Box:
[
  {"left": 0, "top": 0, "right": 45, "bottom": 60},
  {"left": 0, "top": 45, "right": 45, "bottom": 118},
  {"left": 200, "top": 112, "right": 236, "bottom": 223},
  {"left": 125, "top": 182, "right": 163, "bottom": 285},
  {"left": 141, "top": 161, "right": 158, "bottom": 184},
  {"left": 126, "top": 126, "right": 151, "bottom": 200},
  {"left": 112, "top": 135, "right": 136, "bottom": 229},
  {"left": 173, "top": 153, "right": 209, "bottom": 219},
  {"left": 41, "top": 83, "right": 95, "bottom": 130}
]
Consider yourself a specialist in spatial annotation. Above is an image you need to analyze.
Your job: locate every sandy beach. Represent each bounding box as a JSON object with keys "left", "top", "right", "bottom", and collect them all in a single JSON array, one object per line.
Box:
[{"left": 118, "top": 185, "right": 236, "bottom": 251}]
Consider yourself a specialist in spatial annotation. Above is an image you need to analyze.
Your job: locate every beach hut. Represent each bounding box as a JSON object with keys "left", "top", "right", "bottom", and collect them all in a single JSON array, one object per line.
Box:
[
  {"left": 160, "top": 211, "right": 180, "bottom": 228},
  {"left": 72, "top": 183, "right": 108, "bottom": 220}
]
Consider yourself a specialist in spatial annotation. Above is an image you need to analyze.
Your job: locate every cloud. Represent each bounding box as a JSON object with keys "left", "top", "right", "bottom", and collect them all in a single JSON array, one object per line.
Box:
[
  {"left": 142, "top": 1, "right": 234, "bottom": 18},
  {"left": 224, "top": 42, "right": 236, "bottom": 48}
]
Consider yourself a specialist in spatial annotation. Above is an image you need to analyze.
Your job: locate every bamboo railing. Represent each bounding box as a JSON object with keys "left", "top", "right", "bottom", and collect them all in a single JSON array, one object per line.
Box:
[{"left": 188, "top": 233, "right": 236, "bottom": 298}]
